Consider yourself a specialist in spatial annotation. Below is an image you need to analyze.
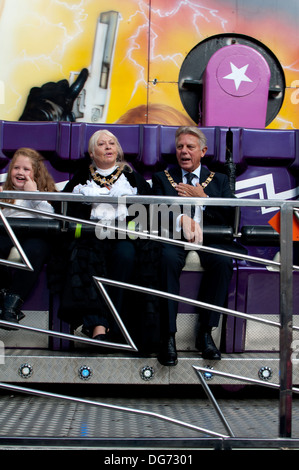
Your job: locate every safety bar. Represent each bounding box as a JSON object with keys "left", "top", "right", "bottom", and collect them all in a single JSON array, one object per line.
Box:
[
  {"left": 241, "top": 225, "right": 280, "bottom": 244},
  {"left": 0, "top": 195, "right": 297, "bottom": 270},
  {"left": 0, "top": 217, "right": 234, "bottom": 243}
]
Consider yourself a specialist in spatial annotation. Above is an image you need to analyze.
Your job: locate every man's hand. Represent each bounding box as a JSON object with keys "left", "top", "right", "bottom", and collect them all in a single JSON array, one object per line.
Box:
[
  {"left": 176, "top": 182, "right": 207, "bottom": 198},
  {"left": 180, "top": 215, "right": 203, "bottom": 244}
]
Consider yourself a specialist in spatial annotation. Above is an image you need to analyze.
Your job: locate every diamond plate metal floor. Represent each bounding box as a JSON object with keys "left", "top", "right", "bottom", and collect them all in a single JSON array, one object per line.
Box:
[{"left": 0, "top": 386, "right": 299, "bottom": 449}]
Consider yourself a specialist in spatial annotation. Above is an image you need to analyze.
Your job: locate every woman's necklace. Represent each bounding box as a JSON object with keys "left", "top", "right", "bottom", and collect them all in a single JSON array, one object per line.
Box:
[{"left": 89, "top": 165, "right": 123, "bottom": 188}]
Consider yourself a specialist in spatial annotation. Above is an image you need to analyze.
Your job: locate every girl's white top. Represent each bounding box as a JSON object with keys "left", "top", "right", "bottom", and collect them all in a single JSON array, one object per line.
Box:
[{"left": 1, "top": 196, "right": 54, "bottom": 218}]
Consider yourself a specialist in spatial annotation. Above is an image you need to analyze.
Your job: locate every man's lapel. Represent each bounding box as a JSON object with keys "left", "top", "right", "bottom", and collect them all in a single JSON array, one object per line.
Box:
[
  {"left": 168, "top": 166, "right": 183, "bottom": 184},
  {"left": 199, "top": 165, "right": 210, "bottom": 184}
]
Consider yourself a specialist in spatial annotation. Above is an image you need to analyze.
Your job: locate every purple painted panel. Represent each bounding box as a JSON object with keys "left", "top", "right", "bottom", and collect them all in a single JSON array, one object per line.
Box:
[
  {"left": 234, "top": 267, "right": 299, "bottom": 352},
  {"left": 22, "top": 267, "right": 49, "bottom": 311},
  {"left": 178, "top": 268, "right": 237, "bottom": 353},
  {"left": 178, "top": 271, "right": 202, "bottom": 314}
]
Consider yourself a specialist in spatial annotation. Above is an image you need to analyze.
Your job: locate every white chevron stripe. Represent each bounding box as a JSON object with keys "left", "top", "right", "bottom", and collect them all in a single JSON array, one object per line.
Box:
[{"left": 235, "top": 174, "right": 299, "bottom": 214}]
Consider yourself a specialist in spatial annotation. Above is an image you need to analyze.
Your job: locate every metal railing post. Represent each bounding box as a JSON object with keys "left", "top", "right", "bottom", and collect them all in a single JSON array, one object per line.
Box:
[{"left": 279, "top": 203, "right": 294, "bottom": 438}]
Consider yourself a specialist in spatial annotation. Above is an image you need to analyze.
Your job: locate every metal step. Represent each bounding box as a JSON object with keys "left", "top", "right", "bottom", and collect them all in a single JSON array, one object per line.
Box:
[
  {"left": 0, "top": 348, "right": 289, "bottom": 386},
  {"left": 0, "top": 385, "right": 299, "bottom": 449}
]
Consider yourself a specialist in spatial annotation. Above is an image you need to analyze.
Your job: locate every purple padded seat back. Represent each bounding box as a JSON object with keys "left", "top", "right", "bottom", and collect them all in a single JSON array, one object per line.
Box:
[
  {"left": 137, "top": 125, "right": 161, "bottom": 179},
  {"left": 0, "top": 121, "right": 71, "bottom": 187},
  {"left": 232, "top": 128, "right": 298, "bottom": 258},
  {"left": 0, "top": 121, "right": 70, "bottom": 158},
  {"left": 69, "top": 122, "right": 141, "bottom": 164},
  {"left": 158, "top": 125, "right": 228, "bottom": 171}
]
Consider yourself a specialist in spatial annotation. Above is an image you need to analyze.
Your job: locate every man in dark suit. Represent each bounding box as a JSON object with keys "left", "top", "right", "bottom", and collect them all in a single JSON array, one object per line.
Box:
[{"left": 152, "top": 126, "right": 235, "bottom": 366}]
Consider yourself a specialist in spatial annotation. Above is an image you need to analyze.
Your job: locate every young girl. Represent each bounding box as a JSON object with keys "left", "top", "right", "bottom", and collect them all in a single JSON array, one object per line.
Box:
[{"left": 0, "top": 147, "right": 57, "bottom": 330}]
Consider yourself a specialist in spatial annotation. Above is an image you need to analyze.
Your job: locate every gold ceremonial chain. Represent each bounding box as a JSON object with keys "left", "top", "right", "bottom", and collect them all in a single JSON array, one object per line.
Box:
[
  {"left": 164, "top": 170, "right": 177, "bottom": 188},
  {"left": 201, "top": 171, "right": 215, "bottom": 188},
  {"left": 164, "top": 170, "right": 215, "bottom": 189},
  {"left": 89, "top": 165, "right": 123, "bottom": 187}
]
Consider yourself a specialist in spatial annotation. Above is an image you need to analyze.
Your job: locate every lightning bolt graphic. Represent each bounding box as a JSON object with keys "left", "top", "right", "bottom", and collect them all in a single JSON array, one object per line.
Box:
[
  {"left": 3, "top": 0, "right": 88, "bottom": 117},
  {"left": 125, "top": 0, "right": 228, "bottom": 101}
]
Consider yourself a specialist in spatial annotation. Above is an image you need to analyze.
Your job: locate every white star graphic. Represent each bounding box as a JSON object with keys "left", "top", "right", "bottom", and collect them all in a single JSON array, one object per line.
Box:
[{"left": 223, "top": 62, "right": 252, "bottom": 91}]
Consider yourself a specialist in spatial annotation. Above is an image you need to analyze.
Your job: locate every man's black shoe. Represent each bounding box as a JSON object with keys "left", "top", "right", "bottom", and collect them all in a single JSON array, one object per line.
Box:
[
  {"left": 195, "top": 331, "right": 221, "bottom": 360},
  {"left": 158, "top": 335, "right": 178, "bottom": 366}
]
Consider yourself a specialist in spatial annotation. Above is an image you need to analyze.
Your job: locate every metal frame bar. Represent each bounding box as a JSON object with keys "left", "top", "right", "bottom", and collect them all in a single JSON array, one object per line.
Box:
[
  {"left": 0, "top": 192, "right": 297, "bottom": 445},
  {"left": 193, "top": 366, "right": 299, "bottom": 393},
  {"left": 279, "top": 202, "right": 294, "bottom": 437},
  {"left": 0, "top": 381, "right": 228, "bottom": 438},
  {"left": 0, "top": 210, "right": 33, "bottom": 270}
]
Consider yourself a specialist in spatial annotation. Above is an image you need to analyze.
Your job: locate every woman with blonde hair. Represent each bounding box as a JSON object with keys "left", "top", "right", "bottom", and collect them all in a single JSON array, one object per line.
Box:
[
  {"left": 0, "top": 147, "right": 57, "bottom": 329},
  {"left": 56, "top": 129, "right": 159, "bottom": 352}
]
